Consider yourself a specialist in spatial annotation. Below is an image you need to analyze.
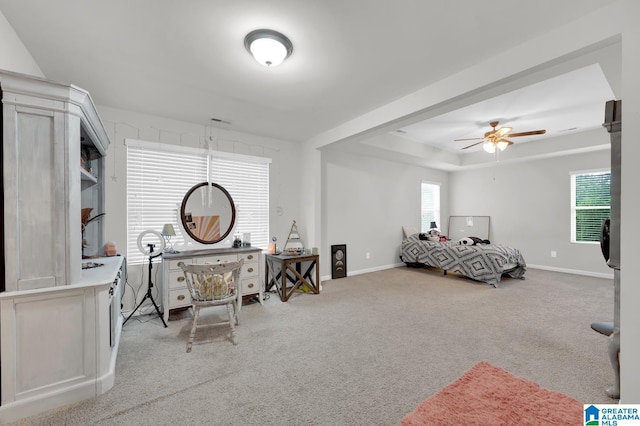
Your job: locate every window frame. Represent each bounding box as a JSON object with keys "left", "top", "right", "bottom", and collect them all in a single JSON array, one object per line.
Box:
[
  {"left": 126, "top": 139, "right": 270, "bottom": 264},
  {"left": 421, "top": 181, "right": 441, "bottom": 233},
  {"left": 570, "top": 168, "right": 610, "bottom": 244}
]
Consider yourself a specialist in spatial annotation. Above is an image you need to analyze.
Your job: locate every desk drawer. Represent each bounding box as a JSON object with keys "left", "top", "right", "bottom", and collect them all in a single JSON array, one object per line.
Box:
[
  {"left": 239, "top": 252, "right": 259, "bottom": 263},
  {"left": 242, "top": 262, "right": 259, "bottom": 277},
  {"left": 168, "top": 270, "right": 187, "bottom": 290},
  {"left": 197, "top": 254, "right": 237, "bottom": 265},
  {"left": 241, "top": 277, "right": 260, "bottom": 296},
  {"left": 169, "top": 288, "right": 191, "bottom": 309},
  {"left": 168, "top": 258, "right": 194, "bottom": 270}
]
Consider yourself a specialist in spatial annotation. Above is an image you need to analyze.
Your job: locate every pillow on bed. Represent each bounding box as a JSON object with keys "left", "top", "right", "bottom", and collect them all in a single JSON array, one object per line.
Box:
[{"left": 402, "top": 226, "right": 419, "bottom": 239}]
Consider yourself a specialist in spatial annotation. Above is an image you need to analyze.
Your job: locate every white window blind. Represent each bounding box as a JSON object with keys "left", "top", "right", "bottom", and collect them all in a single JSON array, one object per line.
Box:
[
  {"left": 127, "top": 140, "right": 270, "bottom": 264},
  {"left": 570, "top": 170, "right": 610, "bottom": 243},
  {"left": 421, "top": 182, "right": 441, "bottom": 232}
]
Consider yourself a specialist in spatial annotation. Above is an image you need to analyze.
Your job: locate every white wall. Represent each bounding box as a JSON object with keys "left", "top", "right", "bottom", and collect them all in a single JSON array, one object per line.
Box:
[
  {"left": 450, "top": 145, "right": 612, "bottom": 277},
  {"left": 322, "top": 148, "right": 449, "bottom": 277},
  {"left": 618, "top": 0, "right": 640, "bottom": 402}
]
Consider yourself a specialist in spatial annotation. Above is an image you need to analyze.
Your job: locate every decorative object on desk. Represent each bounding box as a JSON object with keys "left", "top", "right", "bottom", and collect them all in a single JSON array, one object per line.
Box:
[
  {"left": 180, "top": 182, "right": 236, "bottom": 245},
  {"left": 233, "top": 233, "right": 242, "bottom": 248},
  {"left": 81, "top": 208, "right": 105, "bottom": 259},
  {"left": 81, "top": 261, "right": 104, "bottom": 270},
  {"left": 103, "top": 241, "right": 117, "bottom": 257},
  {"left": 331, "top": 244, "right": 347, "bottom": 279},
  {"left": 283, "top": 220, "right": 304, "bottom": 255},
  {"left": 267, "top": 236, "right": 277, "bottom": 254},
  {"left": 242, "top": 232, "right": 251, "bottom": 247},
  {"left": 161, "top": 223, "right": 178, "bottom": 253}
]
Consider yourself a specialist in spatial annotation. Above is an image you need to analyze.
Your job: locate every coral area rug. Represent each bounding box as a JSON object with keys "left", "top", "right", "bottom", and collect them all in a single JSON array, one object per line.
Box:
[{"left": 400, "top": 361, "right": 583, "bottom": 425}]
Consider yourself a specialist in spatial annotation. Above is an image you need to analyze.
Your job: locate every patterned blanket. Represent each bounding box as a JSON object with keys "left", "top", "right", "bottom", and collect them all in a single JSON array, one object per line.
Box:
[{"left": 401, "top": 234, "right": 526, "bottom": 287}]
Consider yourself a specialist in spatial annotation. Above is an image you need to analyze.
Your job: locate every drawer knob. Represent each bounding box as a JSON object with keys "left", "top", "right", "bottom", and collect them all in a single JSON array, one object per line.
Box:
[
  {"left": 177, "top": 276, "right": 185, "bottom": 282},
  {"left": 248, "top": 255, "right": 254, "bottom": 260},
  {"left": 177, "top": 295, "right": 185, "bottom": 301},
  {"left": 248, "top": 267, "right": 254, "bottom": 273},
  {"left": 248, "top": 283, "right": 254, "bottom": 288}
]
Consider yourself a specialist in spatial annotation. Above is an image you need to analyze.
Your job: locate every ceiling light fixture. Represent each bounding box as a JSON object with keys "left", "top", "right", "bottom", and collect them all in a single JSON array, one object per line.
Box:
[
  {"left": 482, "top": 141, "right": 496, "bottom": 154},
  {"left": 482, "top": 140, "right": 510, "bottom": 153},
  {"left": 244, "top": 29, "right": 293, "bottom": 67}
]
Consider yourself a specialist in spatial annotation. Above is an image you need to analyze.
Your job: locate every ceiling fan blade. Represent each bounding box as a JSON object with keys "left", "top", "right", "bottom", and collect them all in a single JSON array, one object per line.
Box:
[
  {"left": 461, "top": 141, "right": 485, "bottom": 150},
  {"left": 505, "top": 129, "right": 546, "bottom": 137},
  {"left": 454, "top": 137, "right": 484, "bottom": 142}
]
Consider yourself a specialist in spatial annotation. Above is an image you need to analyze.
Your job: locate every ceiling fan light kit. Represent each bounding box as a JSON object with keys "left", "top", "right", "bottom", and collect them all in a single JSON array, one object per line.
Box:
[
  {"left": 244, "top": 29, "right": 293, "bottom": 67},
  {"left": 455, "top": 120, "right": 546, "bottom": 153}
]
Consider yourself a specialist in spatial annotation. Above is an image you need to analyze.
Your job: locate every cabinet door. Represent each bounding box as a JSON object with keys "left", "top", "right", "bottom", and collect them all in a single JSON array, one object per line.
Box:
[{"left": 3, "top": 105, "right": 70, "bottom": 291}]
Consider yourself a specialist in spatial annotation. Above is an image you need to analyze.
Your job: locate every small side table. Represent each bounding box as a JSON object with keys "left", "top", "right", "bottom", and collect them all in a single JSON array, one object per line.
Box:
[{"left": 265, "top": 253, "right": 320, "bottom": 301}]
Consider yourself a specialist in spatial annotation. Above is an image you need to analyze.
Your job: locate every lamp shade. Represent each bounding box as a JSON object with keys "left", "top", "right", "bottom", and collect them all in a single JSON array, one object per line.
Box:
[
  {"left": 244, "top": 29, "right": 293, "bottom": 67},
  {"left": 162, "top": 223, "right": 176, "bottom": 237},
  {"left": 430, "top": 221, "right": 438, "bottom": 229},
  {"left": 483, "top": 141, "right": 496, "bottom": 153},
  {"left": 496, "top": 140, "right": 509, "bottom": 151}
]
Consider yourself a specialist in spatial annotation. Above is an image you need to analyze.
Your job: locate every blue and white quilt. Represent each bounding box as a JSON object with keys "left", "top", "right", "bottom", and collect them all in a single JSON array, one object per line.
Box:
[{"left": 401, "top": 234, "right": 527, "bottom": 287}]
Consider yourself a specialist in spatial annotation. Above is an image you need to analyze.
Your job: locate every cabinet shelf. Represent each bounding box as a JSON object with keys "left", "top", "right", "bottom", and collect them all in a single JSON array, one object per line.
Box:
[{"left": 81, "top": 167, "right": 98, "bottom": 186}]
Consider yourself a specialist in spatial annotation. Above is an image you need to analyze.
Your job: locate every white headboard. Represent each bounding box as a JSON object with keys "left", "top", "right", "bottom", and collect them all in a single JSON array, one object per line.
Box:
[{"left": 448, "top": 216, "right": 490, "bottom": 241}]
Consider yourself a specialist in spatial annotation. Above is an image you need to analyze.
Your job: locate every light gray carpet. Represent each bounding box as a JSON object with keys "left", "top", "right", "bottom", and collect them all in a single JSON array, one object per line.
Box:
[{"left": 11, "top": 267, "right": 617, "bottom": 425}]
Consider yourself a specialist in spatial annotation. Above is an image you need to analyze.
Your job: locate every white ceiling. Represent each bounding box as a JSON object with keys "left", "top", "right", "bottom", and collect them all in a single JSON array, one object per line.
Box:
[
  {"left": 0, "top": 0, "right": 620, "bottom": 168},
  {"left": 394, "top": 64, "right": 615, "bottom": 153}
]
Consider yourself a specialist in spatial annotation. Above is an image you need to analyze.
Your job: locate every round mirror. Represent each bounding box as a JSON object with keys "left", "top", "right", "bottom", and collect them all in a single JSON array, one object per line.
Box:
[{"left": 180, "top": 182, "right": 236, "bottom": 244}]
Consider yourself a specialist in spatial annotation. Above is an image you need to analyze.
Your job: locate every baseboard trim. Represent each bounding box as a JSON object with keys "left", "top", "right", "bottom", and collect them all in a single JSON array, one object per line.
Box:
[
  {"left": 526, "top": 264, "right": 614, "bottom": 279},
  {"left": 322, "top": 263, "right": 614, "bottom": 281},
  {"left": 322, "top": 262, "right": 405, "bottom": 281}
]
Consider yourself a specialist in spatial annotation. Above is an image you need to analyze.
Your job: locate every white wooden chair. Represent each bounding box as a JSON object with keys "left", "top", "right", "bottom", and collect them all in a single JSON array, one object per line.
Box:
[{"left": 179, "top": 259, "right": 244, "bottom": 352}]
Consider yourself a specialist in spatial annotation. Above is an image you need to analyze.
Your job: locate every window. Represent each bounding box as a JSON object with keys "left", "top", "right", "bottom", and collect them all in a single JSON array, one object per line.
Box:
[
  {"left": 571, "top": 170, "right": 610, "bottom": 243},
  {"left": 126, "top": 139, "right": 270, "bottom": 263},
  {"left": 421, "top": 182, "right": 441, "bottom": 232}
]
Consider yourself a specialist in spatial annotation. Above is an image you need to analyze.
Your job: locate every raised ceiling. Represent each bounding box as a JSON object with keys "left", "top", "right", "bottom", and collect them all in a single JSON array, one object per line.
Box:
[
  {"left": 0, "top": 0, "right": 620, "bottom": 169},
  {"left": 393, "top": 64, "right": 615, "bottom": 153}
]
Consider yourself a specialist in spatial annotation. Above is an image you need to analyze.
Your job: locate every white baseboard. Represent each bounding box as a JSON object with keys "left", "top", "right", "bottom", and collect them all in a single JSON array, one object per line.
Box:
[
  {"left": 322, "top": 262, "right": 405, "bottom": 281},
  {"left": 322, "top": 263, "right": 614, "bottom": 281},
  {"left": 526, "top": 264, "right": 614, "bottom": 279}
]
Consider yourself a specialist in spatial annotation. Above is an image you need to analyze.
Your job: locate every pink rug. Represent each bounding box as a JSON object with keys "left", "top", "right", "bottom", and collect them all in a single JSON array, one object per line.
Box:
[{"left": 400, "top": 361, "right": 583, "bottom": 425}]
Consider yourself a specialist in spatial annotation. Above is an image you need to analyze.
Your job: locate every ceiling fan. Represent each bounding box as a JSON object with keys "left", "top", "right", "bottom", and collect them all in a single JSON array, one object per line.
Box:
[{"left": 454, "top": 121, "right": 546, "bottom": 153}]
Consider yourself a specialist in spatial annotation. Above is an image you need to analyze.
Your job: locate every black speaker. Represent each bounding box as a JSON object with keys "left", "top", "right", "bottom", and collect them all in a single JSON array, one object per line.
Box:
[{"left": 331, "top": 244, "right": 347, "bottom": 279}]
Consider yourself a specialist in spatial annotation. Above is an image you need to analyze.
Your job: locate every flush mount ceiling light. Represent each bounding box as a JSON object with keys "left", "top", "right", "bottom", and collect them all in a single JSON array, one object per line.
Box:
[{"left": 244, "top": 29, "right": 293, "bottom": 67}]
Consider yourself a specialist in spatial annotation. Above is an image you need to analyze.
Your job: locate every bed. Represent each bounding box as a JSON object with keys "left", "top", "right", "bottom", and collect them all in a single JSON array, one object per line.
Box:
[{"left": 400, "top": 230, "right": 527, "bottom": 287}]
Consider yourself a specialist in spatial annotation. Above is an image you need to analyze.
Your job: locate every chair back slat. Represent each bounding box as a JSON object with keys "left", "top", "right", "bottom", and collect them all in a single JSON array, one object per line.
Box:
[{"left": 179, "top": 259, "right": 244, "bottom": 302}]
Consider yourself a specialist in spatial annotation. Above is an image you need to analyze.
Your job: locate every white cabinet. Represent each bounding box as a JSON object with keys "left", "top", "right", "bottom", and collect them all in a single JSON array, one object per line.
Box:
[
  {"left": 1, "top": 69, "right": 110, "bottom": 293},
  {"left": 161, "top": 247, "right": 262, "bottom": 323},
  {"left": 0, "top": 70, "right": 114, "bottom": 423}
]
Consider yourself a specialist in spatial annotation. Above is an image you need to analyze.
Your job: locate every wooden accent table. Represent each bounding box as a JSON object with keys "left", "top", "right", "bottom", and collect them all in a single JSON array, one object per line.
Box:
[{"left": 265, "top": 253, "right": 320, "bottom": 301}]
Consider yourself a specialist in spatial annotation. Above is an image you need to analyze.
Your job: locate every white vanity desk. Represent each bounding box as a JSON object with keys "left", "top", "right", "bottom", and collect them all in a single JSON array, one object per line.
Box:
[{"left": 161, "top": 247, "right": 262, "bottom": 323}]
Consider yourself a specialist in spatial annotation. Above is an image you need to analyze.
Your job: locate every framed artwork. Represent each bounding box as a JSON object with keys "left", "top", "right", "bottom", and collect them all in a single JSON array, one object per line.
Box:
[{"left": 331, "top": 244, "right": 347, "bottom": 279}]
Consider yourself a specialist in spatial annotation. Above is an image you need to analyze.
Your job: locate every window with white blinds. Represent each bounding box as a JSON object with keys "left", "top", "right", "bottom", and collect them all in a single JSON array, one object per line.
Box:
[
  {"left": 126, "top": 139, "right": 270, "bottom": 264},
  {"left": 571, "top": 170, "right": 610, "bottom": 243},
  {"left": 421, "top": 182, "right": 441, "bottom": 232}
]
